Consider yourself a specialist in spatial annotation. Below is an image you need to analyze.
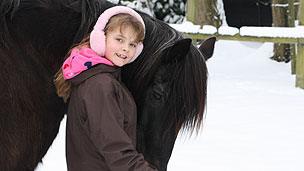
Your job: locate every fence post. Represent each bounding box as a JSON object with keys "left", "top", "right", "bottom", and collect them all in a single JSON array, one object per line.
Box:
[
  {"left": 296, "top": 44, "right": 304, "bottom": 88},
  {"left": 288, "top": 0, "right": 296, "bottom": 74},
  {"left": 296, "top": 0, "right": 304, "bottom": 88},
  {"left": 272, "top": 0, "right": 291, "bottom": 62}
]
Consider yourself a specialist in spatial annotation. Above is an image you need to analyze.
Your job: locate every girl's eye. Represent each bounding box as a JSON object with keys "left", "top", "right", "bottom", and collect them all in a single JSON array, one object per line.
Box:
[
  {"left": 130, "top": 43, "right": 137, "bottom": 48},
  {"left": 116, "top": 38, "right": 123, "bottom": 42}
]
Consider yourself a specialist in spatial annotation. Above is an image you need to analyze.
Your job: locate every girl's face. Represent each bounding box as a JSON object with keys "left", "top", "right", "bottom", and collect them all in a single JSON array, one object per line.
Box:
[{"left": 105, "top": 26, "right": 139, "bottom": 67}]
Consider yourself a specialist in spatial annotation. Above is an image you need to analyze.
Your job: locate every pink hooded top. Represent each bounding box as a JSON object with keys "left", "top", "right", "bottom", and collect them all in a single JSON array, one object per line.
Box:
[{"left": 62, "top": 47, "right": 114, "bottom": 80}]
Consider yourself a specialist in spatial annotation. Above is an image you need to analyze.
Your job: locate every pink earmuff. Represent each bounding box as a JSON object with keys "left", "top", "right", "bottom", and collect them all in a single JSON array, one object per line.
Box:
[{"left": 90, "top": 6, "right": 145, "bottom": 63}]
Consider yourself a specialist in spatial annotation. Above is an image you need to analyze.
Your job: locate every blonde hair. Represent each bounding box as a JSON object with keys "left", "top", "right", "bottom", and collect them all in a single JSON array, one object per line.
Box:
[
  {"left": 54, "top": 13, "right": 145, "bottom": 102},
  {"left": 105, "top": 13, "right": 145, "bottom": 43}
]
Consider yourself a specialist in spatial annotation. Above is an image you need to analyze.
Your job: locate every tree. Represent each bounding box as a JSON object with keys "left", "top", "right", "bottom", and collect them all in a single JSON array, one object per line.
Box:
[
  {"left": 151, "top": 0, "right": 186, "bottom": 23},
  {"left": 186, "top": 0, "right": 221, "bottom": 28},
  {"left": 108, "top": 0, "right": 186, "bottom": 23}
]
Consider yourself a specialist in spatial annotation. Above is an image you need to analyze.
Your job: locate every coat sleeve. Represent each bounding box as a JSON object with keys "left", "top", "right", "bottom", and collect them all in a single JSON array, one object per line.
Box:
[{"left": 82, "top": 76, "right": 157, "bottom": 171}]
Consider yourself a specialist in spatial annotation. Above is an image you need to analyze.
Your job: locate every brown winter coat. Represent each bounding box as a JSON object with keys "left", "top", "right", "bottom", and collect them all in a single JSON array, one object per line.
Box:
[{"left": 66, "top": 64, "right": 157, "bottom": 171}]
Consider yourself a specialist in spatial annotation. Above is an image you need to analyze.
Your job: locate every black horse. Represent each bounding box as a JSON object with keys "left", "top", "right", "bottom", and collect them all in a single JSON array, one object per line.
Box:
[{"left": 0, "top": 0, "right": 215, "bottom": 170}]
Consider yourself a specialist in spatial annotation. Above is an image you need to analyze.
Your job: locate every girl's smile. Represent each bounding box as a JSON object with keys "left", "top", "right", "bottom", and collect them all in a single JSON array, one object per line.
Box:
[{"left": 115, "top": 53, "right": 128, "bottom": 59}]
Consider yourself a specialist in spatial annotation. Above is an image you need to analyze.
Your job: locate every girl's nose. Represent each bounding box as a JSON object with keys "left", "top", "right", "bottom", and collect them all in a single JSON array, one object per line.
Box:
[{"left": 122, "top": 44, "right": 129, "bottom": 52}]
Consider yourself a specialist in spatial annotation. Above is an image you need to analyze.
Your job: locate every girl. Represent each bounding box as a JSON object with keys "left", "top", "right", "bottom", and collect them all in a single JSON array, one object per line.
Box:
[{"left": 54, "top": 6, "right": 157, "bottom": 171}]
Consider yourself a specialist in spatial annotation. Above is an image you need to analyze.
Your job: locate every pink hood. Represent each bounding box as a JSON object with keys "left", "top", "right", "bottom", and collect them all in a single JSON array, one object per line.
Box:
[{"left": 62, "top": 47, "right": 114, "bottom": 80}]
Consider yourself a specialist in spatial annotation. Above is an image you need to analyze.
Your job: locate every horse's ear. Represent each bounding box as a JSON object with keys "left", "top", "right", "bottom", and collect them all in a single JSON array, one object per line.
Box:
[
  {"left": 163, "top": 38, "right": 192, "bottom": 64},
  {"left": 199, "top": 37, "right": 216, "bottom": 61}
]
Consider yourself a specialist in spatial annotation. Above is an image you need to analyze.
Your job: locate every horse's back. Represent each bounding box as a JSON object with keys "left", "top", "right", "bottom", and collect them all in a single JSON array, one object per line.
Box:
[{"left": 0, "top": 1, "right": 71, "bottom": 170}]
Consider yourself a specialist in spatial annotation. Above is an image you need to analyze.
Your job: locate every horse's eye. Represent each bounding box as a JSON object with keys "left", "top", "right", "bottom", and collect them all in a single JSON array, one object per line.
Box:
[
  {"left": 152, "top": 91, "right": 162, "bottom": 100},
  {"left": 151, "top": 84, "right": 165, "bottom": 101}
]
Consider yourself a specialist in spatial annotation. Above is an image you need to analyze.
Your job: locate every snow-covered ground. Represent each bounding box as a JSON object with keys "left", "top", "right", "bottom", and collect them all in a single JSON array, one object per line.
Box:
[{"left": 36, "top": 40, "right": 304, "bottom": 171}]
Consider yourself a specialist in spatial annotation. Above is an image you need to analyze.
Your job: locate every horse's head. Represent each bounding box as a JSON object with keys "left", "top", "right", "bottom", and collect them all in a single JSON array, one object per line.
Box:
[
  {"left": 122, "top": 15, "right": 216, "bottom": 168},
  {"left": 141, "top": 37, "right": 216, "bottom": 133}
]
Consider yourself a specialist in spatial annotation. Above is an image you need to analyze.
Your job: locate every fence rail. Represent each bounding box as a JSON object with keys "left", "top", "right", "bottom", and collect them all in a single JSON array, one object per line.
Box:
[
  {"left": 180, "top": 31, "right": 304, "bottom": 89},
  {"left": 185, "top": 33, "right": 304, "bottom": 44}
]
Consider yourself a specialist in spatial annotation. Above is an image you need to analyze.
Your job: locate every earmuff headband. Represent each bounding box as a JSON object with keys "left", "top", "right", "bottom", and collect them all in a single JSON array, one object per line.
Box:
[{"left": 90, "top": 6, "right": 145, "bottom": 63}]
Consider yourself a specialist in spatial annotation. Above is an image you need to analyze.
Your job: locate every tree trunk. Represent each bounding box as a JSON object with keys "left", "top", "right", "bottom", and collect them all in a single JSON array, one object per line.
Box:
[
  {"left": 271, "top": 0, "right": 291, "bottom": 63},
  {"left": 186, "top": 0, "right": 221, "bottom": 28}
]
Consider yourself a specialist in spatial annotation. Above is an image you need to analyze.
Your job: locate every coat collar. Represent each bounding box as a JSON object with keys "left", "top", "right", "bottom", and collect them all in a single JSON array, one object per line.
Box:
[{"left": 69, "top": 64, "right": 120, "bottom": 86}]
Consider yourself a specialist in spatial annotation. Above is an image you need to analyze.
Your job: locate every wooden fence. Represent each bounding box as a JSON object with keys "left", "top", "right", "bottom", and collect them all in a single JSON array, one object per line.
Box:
[
  {"left": 182, "top": 30, "right": 304, "bottom": 89},
  {"left": 177, "top": 0, "right": 304, "bottom": 89}
]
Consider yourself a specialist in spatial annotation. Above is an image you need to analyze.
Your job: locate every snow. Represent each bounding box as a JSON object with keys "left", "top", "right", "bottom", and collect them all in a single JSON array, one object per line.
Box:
[
  {"left": 170, "top": 21, "right": 201, "bottom": 33},
  {"left": 169, "top": 20, "right": 219, "bottom": 34},
  {"left": 218, "top": 26, "right": 238, "bottom": 35},
  {"left": 217, "top": 0, "right": 226, "bottom": 25},
  {"left": 200, "top": 25, "right": 218, "bottom": 34},
  {"left": 170, "top": 21, "right": 304, "bottom": 38},
  {"left": 240, "top": 26, "right": 304, "bottom": 38},
  {"left": 35, "top": 40, "right": 304, "bottom": 171}
]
